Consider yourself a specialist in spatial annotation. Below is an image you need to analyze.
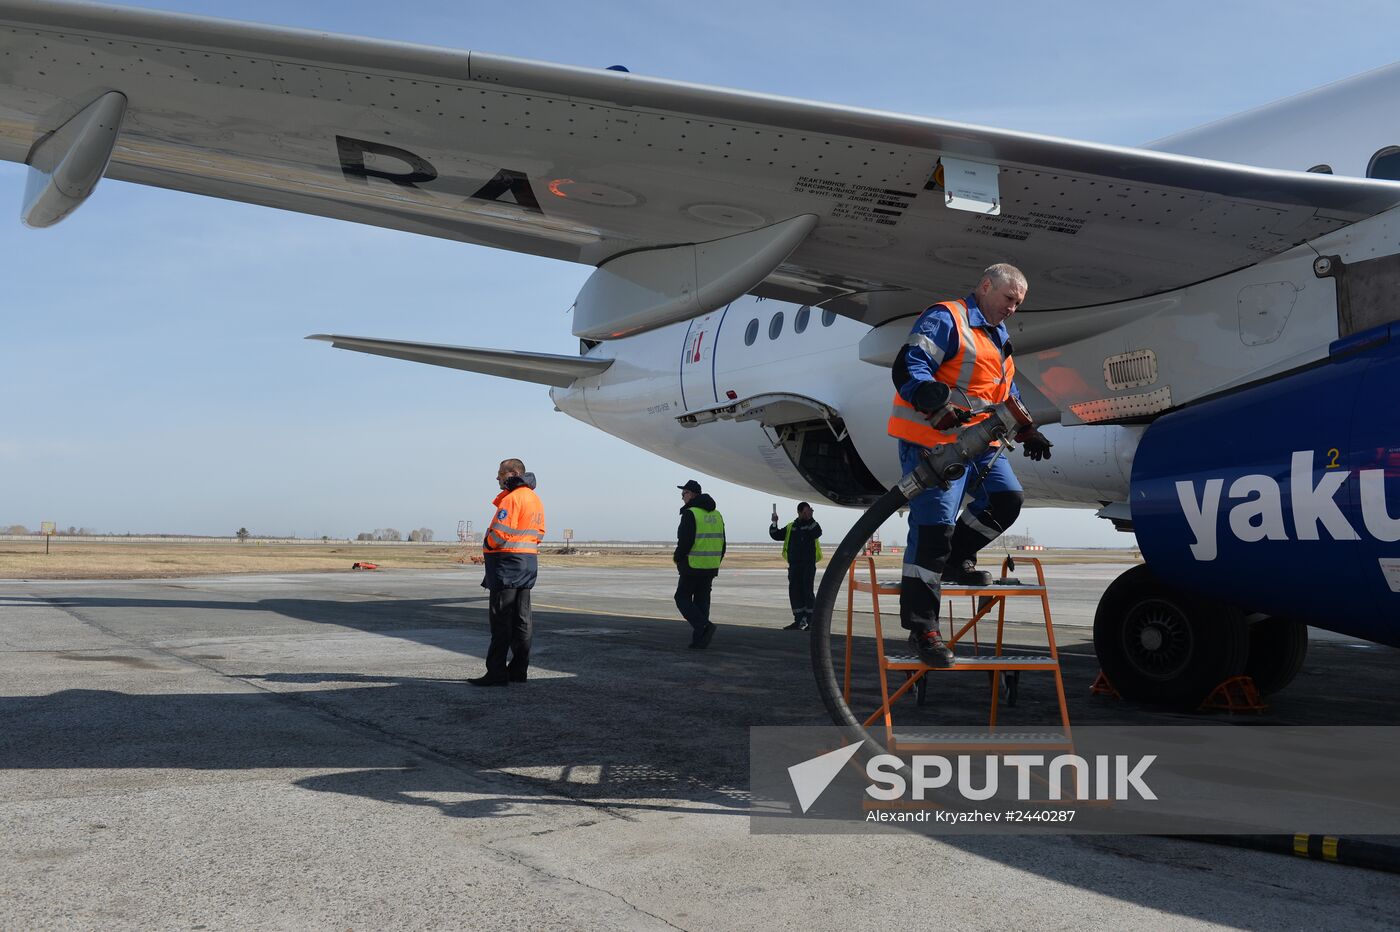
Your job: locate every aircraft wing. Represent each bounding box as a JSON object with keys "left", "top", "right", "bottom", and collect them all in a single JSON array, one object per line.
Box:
[
  {"left": 4, "top": 0, "right": 1400, "bottom": 319},
  {"left": 306, "top": 334, "right": 612, "bottom": 388}
]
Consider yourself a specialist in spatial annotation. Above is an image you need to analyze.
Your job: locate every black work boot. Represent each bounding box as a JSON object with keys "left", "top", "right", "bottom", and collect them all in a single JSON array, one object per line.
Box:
[
  {"left": 909, "top": 628, "right": 955, "bottom": 668},
  {"left": 942, "top": 558, "right": 992, "bottom": 587}
]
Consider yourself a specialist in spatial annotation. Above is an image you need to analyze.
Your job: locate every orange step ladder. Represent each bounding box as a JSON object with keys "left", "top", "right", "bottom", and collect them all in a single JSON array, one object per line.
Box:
[{"left": 843, "top": 555, "right": 1073, "bottom": 753}]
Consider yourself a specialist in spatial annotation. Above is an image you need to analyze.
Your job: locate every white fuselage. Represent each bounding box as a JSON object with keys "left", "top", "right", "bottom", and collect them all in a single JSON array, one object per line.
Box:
[{"left": 552, "top": 294, "right": 1139, "bottom": 509}]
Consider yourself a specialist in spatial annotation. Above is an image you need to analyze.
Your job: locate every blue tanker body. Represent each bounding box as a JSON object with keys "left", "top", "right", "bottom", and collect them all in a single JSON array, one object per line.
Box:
[{"left": 1131, "top": 322, "right": 1400, "bottom": 646}]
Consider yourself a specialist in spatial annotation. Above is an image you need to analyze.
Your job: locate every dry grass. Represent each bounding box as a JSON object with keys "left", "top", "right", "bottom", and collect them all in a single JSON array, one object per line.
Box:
[
  {"left": 0, "top": 540, "right": 784, "bottom": 579},
  {"left": 0, "top": 540, "right": 451, "bottom": 579},
  {"left": 0, "top": 539, "right": 1140, "bottom": 581}
]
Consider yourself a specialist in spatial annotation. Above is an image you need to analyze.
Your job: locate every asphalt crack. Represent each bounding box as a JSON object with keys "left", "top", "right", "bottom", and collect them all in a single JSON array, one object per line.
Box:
[{"left": 483, "top": 841, "right": 688, "bottom": 931}]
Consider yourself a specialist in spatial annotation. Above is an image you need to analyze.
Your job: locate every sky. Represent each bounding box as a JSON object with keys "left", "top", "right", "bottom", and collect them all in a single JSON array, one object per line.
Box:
[{"left": 7, "top": 0, "right": 1400, "bottom": 546}]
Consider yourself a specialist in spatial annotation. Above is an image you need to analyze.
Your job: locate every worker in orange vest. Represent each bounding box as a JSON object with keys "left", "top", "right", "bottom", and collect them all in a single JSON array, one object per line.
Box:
[
  {"left": 888, "top": 264, "right": 1053, "bottom": 668},
  {"left": 469, "top": 457, "right": 546, "bottom": 686}
]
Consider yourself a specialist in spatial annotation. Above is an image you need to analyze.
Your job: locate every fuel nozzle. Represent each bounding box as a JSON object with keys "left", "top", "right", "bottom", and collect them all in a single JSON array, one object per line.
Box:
[{"left": 895, "top": 398, "right": 1033, "bottom": 501}]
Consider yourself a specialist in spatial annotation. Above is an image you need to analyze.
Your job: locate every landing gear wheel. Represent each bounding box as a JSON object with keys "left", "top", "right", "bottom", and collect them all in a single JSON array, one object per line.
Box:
[
  {"left": 1244, "top": 617, "right": 1308, "bottom": 695},
  {"left": 1093, "top": 564, "right": 1248, "bottom": 709}
]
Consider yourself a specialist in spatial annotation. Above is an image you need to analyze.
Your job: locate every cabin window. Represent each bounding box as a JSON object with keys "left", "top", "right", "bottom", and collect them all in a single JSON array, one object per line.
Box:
[
  {"left": 1367, "top": 147, "right": 1400, "bottom": 181},
  {"left": 768, "top": 312, "right": 785, "bottom": 340},
  {"left": 1306, "top": 164, "right": 1333, "bottom": 174},
  {"left": 744, "top": 319, "right": 759, "bottom": 346},
  {"left": 821, "top": 307, "right": 838, "bottom": 327},
  {"left": 794, "top": 305, "right": 811, "bottom": 333}
]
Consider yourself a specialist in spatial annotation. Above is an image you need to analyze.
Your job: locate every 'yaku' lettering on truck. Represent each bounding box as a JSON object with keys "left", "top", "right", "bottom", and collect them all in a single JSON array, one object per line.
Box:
[{"left": 1175, "top": 450, "right": 1400, "bottom": 560}]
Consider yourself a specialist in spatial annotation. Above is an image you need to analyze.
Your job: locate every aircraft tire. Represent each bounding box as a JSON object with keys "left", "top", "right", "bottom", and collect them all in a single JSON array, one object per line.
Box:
[
  {"left": 1243, "top": 617, "right": 1308, "bottom": 696},
  {"left": 1093, "top": 564, "right": 1248, "bottom": 709}
]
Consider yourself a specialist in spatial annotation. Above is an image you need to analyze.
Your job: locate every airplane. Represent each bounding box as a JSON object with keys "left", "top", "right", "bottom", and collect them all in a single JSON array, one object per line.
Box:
[{"left": 2, "top": 0, "right": 1397, "bottom": 709}]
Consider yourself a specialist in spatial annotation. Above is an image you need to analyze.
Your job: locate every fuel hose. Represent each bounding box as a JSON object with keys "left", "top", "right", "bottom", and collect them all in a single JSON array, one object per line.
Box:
[
  {"left": 807, "top": 399, "right": 1031, "bottom": 757},
  {"left": 807, "top": 480, "right": 909, "bottom": 754}
]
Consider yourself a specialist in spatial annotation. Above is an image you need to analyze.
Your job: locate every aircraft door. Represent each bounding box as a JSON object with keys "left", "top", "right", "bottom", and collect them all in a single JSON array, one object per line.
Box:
[{"left": 679, "top": 306, "right": 729, "bottom": 411}]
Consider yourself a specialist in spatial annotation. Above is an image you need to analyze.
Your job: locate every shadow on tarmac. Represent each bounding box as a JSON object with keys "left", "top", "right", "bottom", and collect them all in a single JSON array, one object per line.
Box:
[{"left": 4, "top": 587, "right": 1399, "bottom": 924}]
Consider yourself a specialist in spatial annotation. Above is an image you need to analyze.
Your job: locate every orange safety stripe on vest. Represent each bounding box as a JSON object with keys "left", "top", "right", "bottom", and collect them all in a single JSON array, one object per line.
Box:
[
  {"left": 484, "top": 486, "right": 546, "bottom": 554},
  {"left": 887, "top": 299, "right": 1016, "bottom": 448}
]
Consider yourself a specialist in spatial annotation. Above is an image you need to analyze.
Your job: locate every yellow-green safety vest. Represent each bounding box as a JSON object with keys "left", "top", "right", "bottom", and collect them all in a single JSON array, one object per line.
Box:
[
  {"left": 687, "top": 507, "right": 726, "bottom": 570},
  {"left": 783, "top": 522, "right": 823, "bottom": 563}
]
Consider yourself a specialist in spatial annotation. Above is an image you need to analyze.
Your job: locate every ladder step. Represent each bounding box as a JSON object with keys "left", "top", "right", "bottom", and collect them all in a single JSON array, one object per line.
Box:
[
  {"left": 857, "top": 579, "right": 1045, "bottom": 593},
  {"left": 852, "top": 578, "right": 899, "bottom": 591},
  {"left": 885, "top": 653, "right": 1058, "bottom": 670},
  {"left": 891, "top": 730, "right": 1071, "bottom": 747}
]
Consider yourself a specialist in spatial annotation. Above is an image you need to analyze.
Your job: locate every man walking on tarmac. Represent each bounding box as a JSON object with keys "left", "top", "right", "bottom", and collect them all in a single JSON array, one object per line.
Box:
[
  {"left": 469, "top": 458, "right": 545, "bottom": 686},
  {"left": 769, "top": 502, "right": 823, "bottom": 631},
  {"left": 674, "top": 479, "right": 726, "bottom": 649},
  {"left": 889, "top": 264, "right": 1053, "bottom": 668}
]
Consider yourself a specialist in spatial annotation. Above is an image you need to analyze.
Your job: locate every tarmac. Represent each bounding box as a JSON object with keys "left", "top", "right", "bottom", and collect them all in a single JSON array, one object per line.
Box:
[{"left": 3, "top": 563, "right": 1399, "bottom": 930}]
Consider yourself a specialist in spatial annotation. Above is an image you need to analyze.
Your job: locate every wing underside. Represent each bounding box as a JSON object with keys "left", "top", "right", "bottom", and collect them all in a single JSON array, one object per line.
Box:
[{"left": 3, "top": 0, "right": 1400, "bottom": 321}]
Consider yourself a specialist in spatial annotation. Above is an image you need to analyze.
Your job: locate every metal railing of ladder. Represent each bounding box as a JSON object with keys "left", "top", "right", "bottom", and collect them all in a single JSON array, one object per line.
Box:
[{"left": 842, "top": 555, "right": 1074, "bottom": 754}]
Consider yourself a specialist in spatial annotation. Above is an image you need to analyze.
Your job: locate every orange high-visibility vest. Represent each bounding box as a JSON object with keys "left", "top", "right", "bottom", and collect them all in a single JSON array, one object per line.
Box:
[
  {"left": 887, "top": 299, "right": 1016, "bottom": 448},
  {"left": 484, "top": 485, "right": 545, "bottom": 554}
]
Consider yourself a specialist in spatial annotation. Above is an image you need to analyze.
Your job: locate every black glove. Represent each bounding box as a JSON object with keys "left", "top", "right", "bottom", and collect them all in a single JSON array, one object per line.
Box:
[
  {"left": 911, "top": 381, "right": 951, "bottom": 415},
  {"left": 1016, "top": 427, "right": 1053, "bottom": 461}
]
